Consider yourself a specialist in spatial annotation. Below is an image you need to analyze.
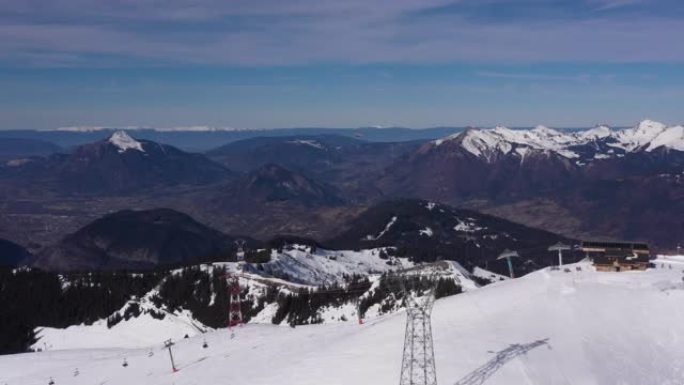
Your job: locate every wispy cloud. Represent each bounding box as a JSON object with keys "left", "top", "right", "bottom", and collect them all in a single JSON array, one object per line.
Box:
[
  {"left": 0, "top": 0, "right": 683, "bottom": 67},
  {"left": 591, "top": 0, "right": 644, "bottom": 11},
  {"left": 477, "top": 71, "right": 593, "bottom": 82}
]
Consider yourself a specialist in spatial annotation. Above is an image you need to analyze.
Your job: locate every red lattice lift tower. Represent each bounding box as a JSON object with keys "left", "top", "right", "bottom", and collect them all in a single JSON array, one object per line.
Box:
[{"left": 227, "top": 274, "right": 243, "bottom": 328}]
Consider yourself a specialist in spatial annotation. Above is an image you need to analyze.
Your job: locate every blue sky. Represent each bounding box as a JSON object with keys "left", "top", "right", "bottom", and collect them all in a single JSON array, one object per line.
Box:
[{"left": 1, "top": 0, "right": 683, "bottom": 129}]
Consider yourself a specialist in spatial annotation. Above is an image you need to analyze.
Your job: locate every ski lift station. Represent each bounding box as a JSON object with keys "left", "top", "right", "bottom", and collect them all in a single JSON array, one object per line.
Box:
[{"left": 581, "top": 241, "right": 650, "bottom": 272}]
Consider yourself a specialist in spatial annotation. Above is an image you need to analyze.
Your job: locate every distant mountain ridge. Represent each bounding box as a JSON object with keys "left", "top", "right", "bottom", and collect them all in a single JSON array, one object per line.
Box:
[
  {"left": 207, "top": 134, "right": 420, "bottom": 200},
  {"left": 0, "top": 131, "right": 232, "bottom": 195},
  {"left": 0, "top": 138, "right": 62, "bottom": 161},
  {"left": 0, "top": 126, "right": 462, "bottom": 151},
  {"left": 217, "top": 163, "right": 345, "bottom": 207},
  {"left": 432, "top": 120, "right": 683, "bottom": 165},
  {"left": 378, "top": 120, "right": 684, "bottom": 251}
]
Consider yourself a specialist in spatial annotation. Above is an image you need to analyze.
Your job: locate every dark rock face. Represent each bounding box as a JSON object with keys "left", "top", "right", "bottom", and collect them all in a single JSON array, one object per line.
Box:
[{"left": 34, "top": 208, "right": 255, "bottom": 271}]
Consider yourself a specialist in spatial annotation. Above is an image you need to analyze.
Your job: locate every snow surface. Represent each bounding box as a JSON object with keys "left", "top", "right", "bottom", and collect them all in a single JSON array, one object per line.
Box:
[
  {"left": 287, "top": 139, "right": 325, "bottom": 149},
  {"left": 454, "top": 218, "right": 485, "bottom": 233},
  {"left": 5, "top": 259, "right": 684, "bottom": 384},
  {"left": 419, "top": 227, "right": 433, "bottom": 237},
  {"left": 248, "top": 245, "right": 413, "bottom": 285},
  {"left": 28, "top": 259, "right": 471, "bottom": 353},
  {"left": 33, "top": 310, "right": 203, "bottom": 351},
  {"left": 646, "top": 125, "right": 684, "bottom": 152},
  {"left": 433, "top": 119, "right": 684, "bottom": 162},
  {"left": 108, "top": 131, "right": 145, "bottom": 153},
  {"left": 472, "top": 266, "right": 510, "bottom": 282}
]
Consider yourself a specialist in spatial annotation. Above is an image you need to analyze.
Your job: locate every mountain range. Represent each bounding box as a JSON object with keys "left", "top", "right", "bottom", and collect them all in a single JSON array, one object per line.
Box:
[
  {"left": 0, "top": 120, "right": 682, "bottom": 263},
  {"left": 0, "top": 131, "right": 231, "bottom": 195},
  {"left": 378, "top": 120, "right": 683, "bottom": 250},
  {"left": 24, "top": 198, "right": 574, "bottom": 275},
  {"left": 35, "top": 208, "right": 255, "bottom": 271}
]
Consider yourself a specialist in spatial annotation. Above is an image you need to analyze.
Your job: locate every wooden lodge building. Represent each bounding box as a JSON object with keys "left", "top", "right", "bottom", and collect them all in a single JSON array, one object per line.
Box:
[{"left": 581, "top": 241, "right": 651, "bottom": 272}]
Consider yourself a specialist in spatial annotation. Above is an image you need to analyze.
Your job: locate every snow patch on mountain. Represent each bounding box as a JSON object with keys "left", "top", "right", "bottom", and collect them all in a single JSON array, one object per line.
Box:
[
  {"left": 364, "top": 216, "right": 398, "bottom": 241},
  {"left": 454, "top": 218, "right": 484, "bottom": 233},
  {"left": 108, "top": 131, "right": 145, "bottom": 153},
  {"left": 419, "top": 227, "right": 433, "bottom": 237},
  {"left": 287, "top": 140, "right": 325, "bottom": 150},
  {"left": 576, "top": 125, "right": 612, "bottom": 141}
]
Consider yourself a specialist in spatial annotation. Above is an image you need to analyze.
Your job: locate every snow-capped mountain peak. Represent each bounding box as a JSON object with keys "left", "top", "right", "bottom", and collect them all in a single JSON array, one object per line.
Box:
[
  {"left": 576, "top": 125, "right": 612, "bottom": 141},
  {"left": 108, "top": 130, "right": 145, "bottom": 153},
  {"left": 637, "top": 119, "right": 667, "bottom": 131},
  {"left": 432, "top": 119, "right": 683, "bottom": 163},
  {"left": 610, "top": 119, "right": 669, "bottom": 152},
  {"left": 531, "top": 125, "right": 561, "bottom": 136},
  {"left": 436, "top": 124, "right": 578, "bottom": 162}
]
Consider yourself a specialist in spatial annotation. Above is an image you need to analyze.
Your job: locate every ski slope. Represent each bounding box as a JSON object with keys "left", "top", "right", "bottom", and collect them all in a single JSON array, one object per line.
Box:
[{"left": 3, "top": 259, "right": 684, "bottom": 385}]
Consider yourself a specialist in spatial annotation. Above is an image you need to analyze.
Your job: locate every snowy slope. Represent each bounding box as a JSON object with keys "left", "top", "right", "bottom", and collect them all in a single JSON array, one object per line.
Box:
[
  {"left": 27, "top": 257, "right": 475, "bottom": 352},
  {"left": 32, "top": 310, "right": 204, "bottom": 352},
  {"left": 25, "top": 247, "right": 434, "bottom": 351},
  {"left": 5, "top": 258, "right": 684, "bottom": 385},
  {"left": 242, "top": 245, "right": 414, "bottom": 285},
  {"left": 433, "top": 119, "right": 684, "bottom": 163}
]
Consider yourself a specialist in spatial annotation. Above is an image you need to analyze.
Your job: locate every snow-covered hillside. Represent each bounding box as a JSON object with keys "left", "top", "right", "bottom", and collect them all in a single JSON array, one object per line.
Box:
[
  {"left": 5, "top": 258, "right": 684, "bottom": 385},
  {"left": 27, "top": 247, "right": 477, "bottom": 352},
  {"left": 433, "top": 119, "right": 684, "bottom": 163},
  {"left": 242, "top": 245, "right": 413, "bottom": 285}
]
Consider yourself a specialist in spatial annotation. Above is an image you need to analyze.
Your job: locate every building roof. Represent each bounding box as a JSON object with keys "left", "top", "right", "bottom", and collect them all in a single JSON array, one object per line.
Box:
[{"left": 581, "top": 241, "right": 649, "bottom": 252}]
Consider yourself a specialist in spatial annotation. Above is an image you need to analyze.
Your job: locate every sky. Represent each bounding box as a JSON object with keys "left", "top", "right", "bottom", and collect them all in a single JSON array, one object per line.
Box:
[{"left": 1, "top": 0, "right": 684, "bottom": 130}]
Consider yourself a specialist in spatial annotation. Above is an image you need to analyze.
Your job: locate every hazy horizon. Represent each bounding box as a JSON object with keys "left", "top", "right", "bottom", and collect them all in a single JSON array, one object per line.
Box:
[{"left": 0, "top": 119, "right": 674, "bottom": 132}]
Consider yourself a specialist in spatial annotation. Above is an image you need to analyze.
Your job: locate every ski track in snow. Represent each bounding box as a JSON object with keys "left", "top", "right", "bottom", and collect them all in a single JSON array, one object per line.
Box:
[{"left": 4, "top": 257, "right": 684, "bottom": 384}]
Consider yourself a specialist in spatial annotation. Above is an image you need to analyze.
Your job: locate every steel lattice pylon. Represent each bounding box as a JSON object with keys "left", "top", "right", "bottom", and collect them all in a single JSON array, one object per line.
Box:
[
  {"left": 228, "top": 275, "right": 243, "bottom": 328},
  {"left": 399, "top": 273, "right": 438, "bottom": 385}
]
